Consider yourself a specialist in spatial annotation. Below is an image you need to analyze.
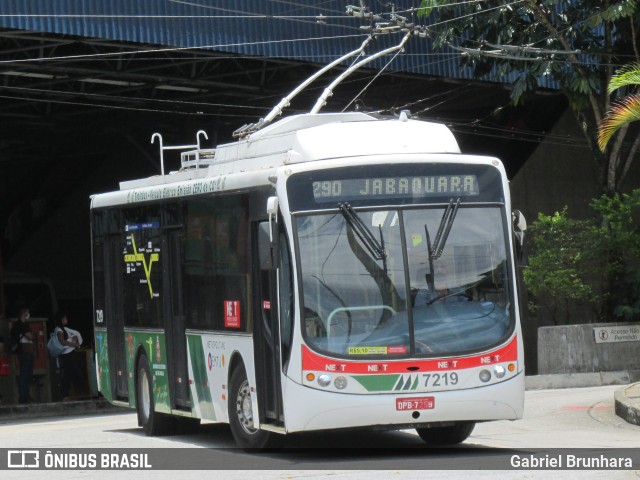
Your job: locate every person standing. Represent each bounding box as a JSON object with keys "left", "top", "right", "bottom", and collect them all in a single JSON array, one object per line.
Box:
[
  {"left": 53, "top": 312, "right": 82, "bottom": 401},
  {"left": 10, "top": 307, "right": 34, "bottom": 404}
]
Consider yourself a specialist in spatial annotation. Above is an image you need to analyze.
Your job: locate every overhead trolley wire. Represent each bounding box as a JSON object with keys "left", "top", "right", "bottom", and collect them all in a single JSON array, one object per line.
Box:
[
  {"left": 0, "top": 85, "right": 267, "bottom": 111},
  {"left": 0, "top": 93, "right": 251, "bottom": 117},
  {"left": 1, "top": 0, "right": 630, "bottom": 123},
  {"left": 0, "top": 33, "right": 372, "bottom": 64}
]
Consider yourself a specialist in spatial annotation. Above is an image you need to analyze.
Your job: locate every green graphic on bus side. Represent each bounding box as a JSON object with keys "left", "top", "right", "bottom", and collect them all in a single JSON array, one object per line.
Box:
[
  {"left": 394, "top": 374, "right": 420, "bottom": 391},
  {"left": 351, "top": 374, "right": 402, "bottom": 392},
  {"left": 187, "top": 335, "right": 216, "bottom": 420},
  {"left": 94, "top": 330, "right": 112, "bottom": 402},
  {"left": 352, "top": 374, "right": 421, "bottom": 392},
  {"left": 126, "top": 331, "right": 171, "bottom": 413}
]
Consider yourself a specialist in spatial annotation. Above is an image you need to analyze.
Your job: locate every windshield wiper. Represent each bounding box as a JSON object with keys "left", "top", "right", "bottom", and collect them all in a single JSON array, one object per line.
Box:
[
  {"left": 341, "top": 203, "right": 401, "bottom": 317},
  {"left": 423, "top": 198, "right": 461, "bottom": 293},
  {"left": 339, "top": 203, "right": 386, "bottom": 261},
  {"left": 431, "top": 198, "right": 461, "bottom": 259}
]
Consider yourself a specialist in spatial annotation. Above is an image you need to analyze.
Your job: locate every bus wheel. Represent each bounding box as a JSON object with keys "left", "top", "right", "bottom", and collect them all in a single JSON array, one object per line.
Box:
[
  {"left": 137, "top": 354, "right": 173, "bottom": 436},
  {"left": 228, "top": 366, "right": 279, "bottom": 449},
  {"left": 416, "top": 422, "right": 475, "bottom": 446}
]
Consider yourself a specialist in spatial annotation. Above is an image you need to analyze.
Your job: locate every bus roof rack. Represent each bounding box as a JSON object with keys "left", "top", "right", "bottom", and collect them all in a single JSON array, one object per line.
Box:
[
  {"left": 180, "top": 148, "right": 217, "bottom": 170},
  {"left": 151, "top": 130, "right": 210, "bottom": 175}
]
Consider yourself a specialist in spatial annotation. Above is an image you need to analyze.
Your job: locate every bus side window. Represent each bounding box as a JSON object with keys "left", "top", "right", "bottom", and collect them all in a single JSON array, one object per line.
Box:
[{"left": 183, "top": 195, "right": 251, "bottom": 332}]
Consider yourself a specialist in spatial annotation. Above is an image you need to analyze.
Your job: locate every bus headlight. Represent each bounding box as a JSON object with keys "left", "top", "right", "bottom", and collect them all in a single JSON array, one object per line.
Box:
[
  {"left": 479, "top": 369, "right": 492, "bottom": 383},
  {"left": 334, "top": 376, "right": 348, "bottom": 390},
  {"left": 494, "top": 365, "right": 506, "bottom": 379},
  {"left": 317, "top": 374, "right": 331, "bottom": 387}
]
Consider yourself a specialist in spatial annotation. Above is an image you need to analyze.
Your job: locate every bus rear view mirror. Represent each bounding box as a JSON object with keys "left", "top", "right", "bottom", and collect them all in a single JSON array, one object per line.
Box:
[{"left": 512, "top": 209, "right": 526, "bottom": 263}]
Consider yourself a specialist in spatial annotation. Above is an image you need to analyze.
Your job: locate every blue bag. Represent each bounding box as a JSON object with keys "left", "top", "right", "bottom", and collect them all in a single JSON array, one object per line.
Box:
[{"left": 47, "top": 331, "right": 65, "bottom": 358}]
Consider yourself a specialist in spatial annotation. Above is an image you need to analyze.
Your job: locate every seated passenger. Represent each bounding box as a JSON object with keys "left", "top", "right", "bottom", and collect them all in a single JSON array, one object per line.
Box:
[{"left": 414, "top": 262, "right": 469, "bottom": 306}]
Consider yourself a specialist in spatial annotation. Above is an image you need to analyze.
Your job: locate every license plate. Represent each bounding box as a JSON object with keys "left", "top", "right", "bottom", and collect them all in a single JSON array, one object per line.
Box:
[{"left": 395, "top": 396, "right": 435, "bottom": 411}]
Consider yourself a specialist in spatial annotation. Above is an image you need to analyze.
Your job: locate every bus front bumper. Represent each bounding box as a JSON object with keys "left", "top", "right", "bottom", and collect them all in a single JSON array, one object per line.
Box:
[{"left": 281, "top": 372, "right": 524, "bottom": 433}]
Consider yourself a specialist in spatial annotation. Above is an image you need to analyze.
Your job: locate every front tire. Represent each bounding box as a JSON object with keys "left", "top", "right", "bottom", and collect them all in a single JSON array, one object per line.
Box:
[
  {"left": 136, "top": 354, "right": 174, "bottom": 436},
  {"left": 228, "top": 365, "right": 279, "bottom": 449},
  {"left": 416, "top": 422, "right": 475, "bottom": 446}
]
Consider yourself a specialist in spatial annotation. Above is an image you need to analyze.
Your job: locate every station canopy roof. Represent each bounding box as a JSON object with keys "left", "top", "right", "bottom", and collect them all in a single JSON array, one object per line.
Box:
[{"left": 0, "top": 0, "right": 566, "bottom": 269}]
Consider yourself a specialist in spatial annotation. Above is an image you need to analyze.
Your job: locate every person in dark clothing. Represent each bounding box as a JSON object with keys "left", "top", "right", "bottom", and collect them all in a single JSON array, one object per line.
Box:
[
  {"left": 10, "top": 308, "right": 34, "bottom": 404},
  {"left": 53, "top": 312, "right": 82, "bottom": 401}
]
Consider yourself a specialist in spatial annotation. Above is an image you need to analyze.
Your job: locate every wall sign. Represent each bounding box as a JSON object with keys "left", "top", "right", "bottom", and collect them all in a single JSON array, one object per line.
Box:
[{"left": 593, "top": 325, "right": 640, "bottom": 344}]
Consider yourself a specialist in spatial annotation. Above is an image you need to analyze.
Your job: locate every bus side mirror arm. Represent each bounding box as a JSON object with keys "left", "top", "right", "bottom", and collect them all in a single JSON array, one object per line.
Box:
[
  {"left": 267, "top": 197, "right": 279, "bottom": 241},
  {"left": 259, "top": 197, "right": 280, "bottom": 271},
  {"left": 512, "top": 209, "right": 527, "bottom": 264}
]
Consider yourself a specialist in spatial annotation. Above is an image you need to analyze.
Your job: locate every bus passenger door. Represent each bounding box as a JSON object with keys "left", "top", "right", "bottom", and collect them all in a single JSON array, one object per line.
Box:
[
  {"left": 106, "top": 235, "right": 128, "bottom": 400},
  {"left": 252, "top": 220, "right": 285, "bottom": 428},
  {"left": 165, "top": 224, "right": 190, "bottom": 410}
]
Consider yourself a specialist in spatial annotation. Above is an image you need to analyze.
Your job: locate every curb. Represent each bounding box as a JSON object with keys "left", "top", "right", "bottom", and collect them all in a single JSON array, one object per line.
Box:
[
  {"left": 614, "top": 383, "right": 640, "bottom": 427},
  {"left": 525, "top": 371, "right": 640, "bottom": 428},
  {"left": 0, "top": 399, "right": 126, "bottom": 421}
]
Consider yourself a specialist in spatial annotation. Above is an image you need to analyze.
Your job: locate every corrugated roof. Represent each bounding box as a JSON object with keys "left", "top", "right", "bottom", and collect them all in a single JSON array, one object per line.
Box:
[
  {"left": 0, "top": 0, "right": 556, "bottom": 88},
  {"left": 0, "top": 1, "right": 460, "bottom": 76}
]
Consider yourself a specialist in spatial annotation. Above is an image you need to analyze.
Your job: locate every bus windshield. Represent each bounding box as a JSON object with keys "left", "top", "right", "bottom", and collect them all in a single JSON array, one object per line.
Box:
[{"left": 296, "top": 205, "right": 512, "bottom": 358}]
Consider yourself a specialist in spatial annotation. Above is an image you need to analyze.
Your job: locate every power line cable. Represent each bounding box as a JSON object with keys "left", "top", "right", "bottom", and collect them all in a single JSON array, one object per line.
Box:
[
  {"left": 4, "top": 1, "right": 630, "bottom": 119},
  {"left": 0, "top": 93, "right": 258, "bottom": 117},
  {"left": 0, "top": 14, "right": 349, "bottom": 19},
  {"left": 0, "top": 33, "right": 371, "bottom": 65},
  {"left": 0, "top": 84, "right": 266, "bottom": 111},
  {"left": 341, "top": 45, "right": 406, "bottom": 112}
]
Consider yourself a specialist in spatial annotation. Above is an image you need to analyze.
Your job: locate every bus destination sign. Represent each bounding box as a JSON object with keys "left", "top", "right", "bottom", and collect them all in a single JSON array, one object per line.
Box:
[{"left": 312, "top": 175, "right": 479, "bottom": 202}]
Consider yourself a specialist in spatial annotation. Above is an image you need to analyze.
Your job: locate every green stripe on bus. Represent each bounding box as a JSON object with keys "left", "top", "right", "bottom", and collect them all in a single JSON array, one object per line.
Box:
[
  {"left": 352, "top": 374, "right": 401, "bottom": 392},
  {"left": 95, "top": 331, "right": 112, "bottom": 402},
  {"left": 187, "top": 335, "right": 216, "bottom": 420}
]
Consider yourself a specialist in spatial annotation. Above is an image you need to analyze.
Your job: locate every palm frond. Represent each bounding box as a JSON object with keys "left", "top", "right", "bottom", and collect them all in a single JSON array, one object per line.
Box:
[
  {"left": 608, "top": 62, "right": 640, "bottom": 94},
  {"left": 598, "top": 94, "right": 640, "bottom": 151}
]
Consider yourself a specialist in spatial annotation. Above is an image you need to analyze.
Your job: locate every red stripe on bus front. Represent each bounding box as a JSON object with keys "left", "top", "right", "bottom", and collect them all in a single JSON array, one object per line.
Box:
[{"left": 302, "top": 336, "right": 517, "bottom": 374}]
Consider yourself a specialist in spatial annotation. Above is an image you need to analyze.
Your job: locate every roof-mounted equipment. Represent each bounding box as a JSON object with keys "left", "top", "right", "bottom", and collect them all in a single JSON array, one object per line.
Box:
[{"left": 151, "top": 130, "right": 212, "bottom": 175}]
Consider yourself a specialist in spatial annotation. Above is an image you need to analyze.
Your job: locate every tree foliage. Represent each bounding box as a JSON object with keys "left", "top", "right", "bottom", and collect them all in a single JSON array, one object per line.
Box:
[
  {"left": 524, "top": 191, "right": 640, "bottom": 323},
  {"left": 591, "top": 189, "right": 640, "bottom": 320},
  {"left": 523, "top": 208, "right": 598, "bottom": 324},
  {"left": 417, "top": 0, "right": 640, "bottom": 194}
]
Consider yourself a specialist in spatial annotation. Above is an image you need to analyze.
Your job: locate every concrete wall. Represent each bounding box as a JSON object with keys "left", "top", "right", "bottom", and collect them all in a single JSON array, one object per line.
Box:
[{"left": 538, "top": 323, "right": 640, "bottom": 374}]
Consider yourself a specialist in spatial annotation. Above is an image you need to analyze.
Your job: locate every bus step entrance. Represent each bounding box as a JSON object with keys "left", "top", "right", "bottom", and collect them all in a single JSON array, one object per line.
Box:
[{"left": 265, "top": 410, "right": 284, "bottom": 426}]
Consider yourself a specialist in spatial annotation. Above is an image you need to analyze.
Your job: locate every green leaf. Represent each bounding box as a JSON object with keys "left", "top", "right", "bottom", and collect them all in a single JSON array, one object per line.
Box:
[
  {"left": 607, "top": 63, "right": 640, "bottom": 94},
  {"left": 601, "top": 0, "right": 637, "bottom": 22},
  {"left": 417, "top": 0, "right": 442, "bottom": 18}
]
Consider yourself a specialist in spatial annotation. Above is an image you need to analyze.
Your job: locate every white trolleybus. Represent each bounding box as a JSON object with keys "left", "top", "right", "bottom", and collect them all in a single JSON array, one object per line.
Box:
[{"left": 90, "top": 36, "right": 527, "bottom": 449}]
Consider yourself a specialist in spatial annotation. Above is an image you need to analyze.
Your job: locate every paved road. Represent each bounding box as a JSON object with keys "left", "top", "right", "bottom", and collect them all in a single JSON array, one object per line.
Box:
[{"left": 1, "top": 385, "right": 639, "bottom": 479}]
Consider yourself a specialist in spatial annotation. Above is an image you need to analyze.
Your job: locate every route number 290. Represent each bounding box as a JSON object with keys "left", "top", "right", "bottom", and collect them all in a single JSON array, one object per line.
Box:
[{"left": 313, "top": 181, "right": 342, "bottom": 198}]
